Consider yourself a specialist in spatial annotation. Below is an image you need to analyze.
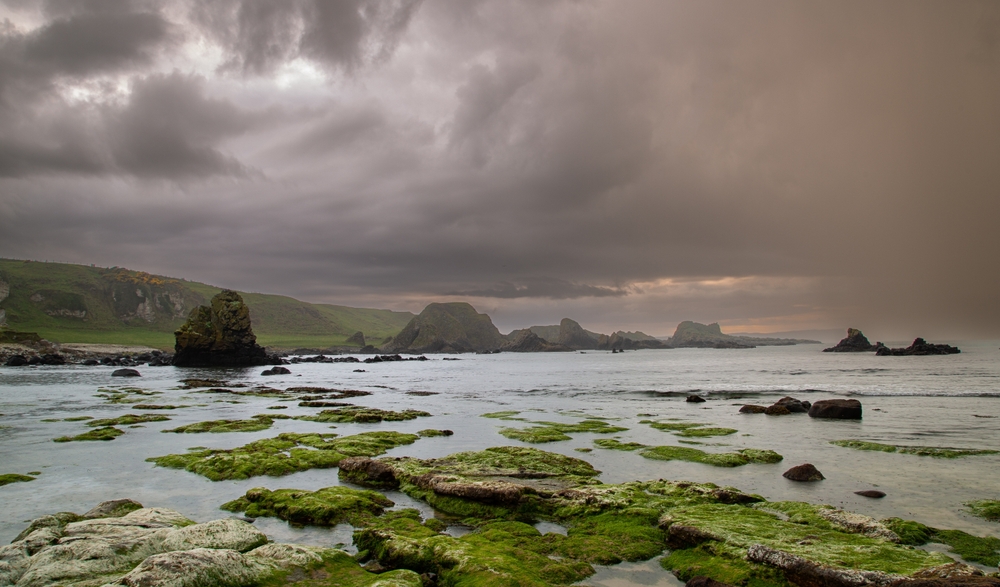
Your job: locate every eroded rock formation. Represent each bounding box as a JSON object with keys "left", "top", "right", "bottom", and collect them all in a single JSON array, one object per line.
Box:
[{"left": 173, "top": 290, "right": 279, "bottom": 367}]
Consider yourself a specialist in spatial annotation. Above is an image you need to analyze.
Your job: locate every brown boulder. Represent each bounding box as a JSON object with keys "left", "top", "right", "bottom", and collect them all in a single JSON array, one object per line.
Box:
[
  {"left": 783, "top": 464, "right": 825, "bottom": 482},
  {"left": 855, "top": 490, "right": 886, "bottom": 498},
  {"left": 765, "top": 405, "right": 792, "bottom": 416},
  {"left": 740, "top": 404, "right": 768, "bottom": 414},
  {"left": 808, "top": 399, "right": 862, "bottom": 419}
]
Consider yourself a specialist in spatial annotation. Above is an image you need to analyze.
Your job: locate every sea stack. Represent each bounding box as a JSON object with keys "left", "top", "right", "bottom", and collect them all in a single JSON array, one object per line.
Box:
[
  {"left": 173, "top": 290, "right": 279, "bottom": 367},
  {"left": 823, "top": 328, "right": 874, "bottom": 352}
]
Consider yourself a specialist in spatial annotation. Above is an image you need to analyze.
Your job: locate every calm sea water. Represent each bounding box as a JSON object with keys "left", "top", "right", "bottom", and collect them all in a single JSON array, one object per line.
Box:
[{"left": 2, "top": 341, "right": 999, "bottom": 560}]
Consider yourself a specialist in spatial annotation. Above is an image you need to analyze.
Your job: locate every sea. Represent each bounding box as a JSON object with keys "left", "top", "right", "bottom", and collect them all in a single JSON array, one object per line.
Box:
[{"left": 2, "top": 340, "right": 999, "bottom": 584}]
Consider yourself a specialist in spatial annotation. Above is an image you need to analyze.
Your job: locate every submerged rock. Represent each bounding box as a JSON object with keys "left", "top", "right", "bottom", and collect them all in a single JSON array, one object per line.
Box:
[
  {"left": 809, "top": 399, "right": 863, "bottom": 419},
  {"left": 856, "top": 490, "right": 887, "bottom": 499},
  {"left": 111, "top": 368, "right": 141, "bottom": 377},
  {"left": 783, "top": 463, "right": 825, "bottom": 482},
  {"left": 686, "top": 395, "right": 707, "bottom": 403},
  {"left": 876, "top": 338, "right": 961, "bottom": 356},
  {"left": 260, "top": 366, "right": 290, "bottom": 376},
  {"left": 824, "top": 328, "right": 875, "bottom": 352},
  {"left": 739, "top": 404, "right": 768, "bottom": 414},
  {"left": 173, "top": 290, "right": 279, "bottom": 367}
]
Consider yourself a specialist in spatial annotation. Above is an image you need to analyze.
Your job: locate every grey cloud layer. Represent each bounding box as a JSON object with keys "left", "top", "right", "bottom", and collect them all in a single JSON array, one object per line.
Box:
[{"left": 1, "top": 0, "right": 998, "bottom": 337}]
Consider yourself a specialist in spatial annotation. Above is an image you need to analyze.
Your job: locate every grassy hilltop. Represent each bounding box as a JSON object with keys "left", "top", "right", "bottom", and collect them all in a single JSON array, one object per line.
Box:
[{"left": 0, "top": 259, "right": 414, "bottom": 349}]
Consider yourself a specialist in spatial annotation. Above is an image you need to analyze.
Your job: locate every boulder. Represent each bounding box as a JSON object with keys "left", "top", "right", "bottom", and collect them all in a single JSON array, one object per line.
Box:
[
  {"left": 823, "top": 328, "right": 875, "bottom": 352},
  {"left": 173, "top": 291, "right": 280, "bottom": 367},
  {"left": 855, "top": 490, "right": 886, "bottom": 498},
  {"left": 765, "top": 405, "right": 792, "bottom": 416},
  {"left": 808, "top": 399, "right": 863, "bottom": 419},
  {"left": 876, "top": 338, "right": 961, "bottom": 356},
  {"left": 686, "top": 395, "right": 707, "bottom": 403},
  {"left": 740, "top": 404, "right": 768, "bottom": 414},
  {"left": 5, "top": 354, "right": 28, "bottom": 366},
  {"left": 84, "top": 499, "right": 144, "bottom": 519},
  {"left": 261, "top": 366, "right": 291, "bottom": 376},
  {"left": 783, "top": 464, "right": 825, "bottom": 482},
  {"left": 112, "top": 368, "right": 141, "bottom": 377},
  {"left": 772, "top": 396, "right": 810, "bottom": 413}
]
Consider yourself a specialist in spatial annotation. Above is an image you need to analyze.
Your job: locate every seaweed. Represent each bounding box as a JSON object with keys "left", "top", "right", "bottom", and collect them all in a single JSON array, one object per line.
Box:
[
  {"left": 498, "top": 419, "right": 628, "bottom": 444},
  {"left": 965, "top": 499, "right": 1000, "bottom": 522}
]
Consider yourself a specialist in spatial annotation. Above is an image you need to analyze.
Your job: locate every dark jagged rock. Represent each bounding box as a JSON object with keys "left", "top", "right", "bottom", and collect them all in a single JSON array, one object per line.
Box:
[
  {"left": 824, "top": 328, "right": 875, "bottom": 352},
  {"left": 28, "top": 353, "right": 66, "bottom": 365},
  {"left": 111, "top": 368, "right": 141, "bottom": 377},
  {"left": 500, "top": 330, "right": 572, "bottom": 352},
  {"left": 346, "top": 331, "right": 366, "bottom": 347},
  {"left": 173, "top": 290, "right": 280, "bottom": 367},
  {"left": 783, "top": 463, "right": 825, "bottom": 482},
  {"left": 876, "top": 338, "right": 961, "bottom": 356},
  {"left": 808, "top": 399, "right": 863, "bottom": 420},
  {"left": 558, "top": 318, "right": 600, "bottom": 350},
  {"left": 381, "top": 302, "right": 504, "bottom": 353},
  {"left": 740, "top": 404, "right": 768, "bottom": 414},
  {"left": 856, "top": 490, "right": 886, "bottom": 498},
  {"left": 364, "top": 354, "right": 428, "bottom": 363},
  {"left": 772, "top": 396, "right": 811, "bottom": 413},
  {"left": 261, "top": 366, "right": 291, "bottom": 376},
  {"left": 686, "top": 395, "right": 707, "bottom": 403},
  {"left": 5, "top": 354, "right": 27, "bottom": 366}
]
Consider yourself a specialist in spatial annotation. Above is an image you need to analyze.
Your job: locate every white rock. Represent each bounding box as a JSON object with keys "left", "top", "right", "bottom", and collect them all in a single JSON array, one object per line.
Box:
[
  {"left": 161, "top": 520, "right": 267, "bottom": 553},
  {"left": 103, "top": 548, "right": 272, "bottom": 587},
  {"left": 247, "top": 543, "right": 323, "bottom": 569}
]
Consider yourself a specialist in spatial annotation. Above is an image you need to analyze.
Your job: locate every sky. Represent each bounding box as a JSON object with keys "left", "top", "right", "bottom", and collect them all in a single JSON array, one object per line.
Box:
[{"left": 1, "top": 0, "right": 998, "bottom": 339}]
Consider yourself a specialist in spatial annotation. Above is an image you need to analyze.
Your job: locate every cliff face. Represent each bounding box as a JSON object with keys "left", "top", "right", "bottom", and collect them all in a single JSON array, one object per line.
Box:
[
  {"left": 557, "top": 318, "right": 600, "bottom": 350},
  {"left": 382, "top": 302, "right": 504, "bottom": 353}
]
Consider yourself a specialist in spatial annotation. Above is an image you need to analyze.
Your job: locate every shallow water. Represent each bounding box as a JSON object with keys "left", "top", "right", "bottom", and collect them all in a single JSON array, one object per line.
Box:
[{"left": 2, "top": 342, "right": 999, "bottom": 557}]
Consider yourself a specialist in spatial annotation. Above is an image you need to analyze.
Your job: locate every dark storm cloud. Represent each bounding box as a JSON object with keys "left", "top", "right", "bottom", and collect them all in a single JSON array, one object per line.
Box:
[
  {"left": 1, "top": 0, "right": 999, "bottom": 337},
  {"left": 191, "top": 0, "right": 423, "bottom": 76},
  {"left": 450, "top": 278, "right": 627, "bottom": 300}
]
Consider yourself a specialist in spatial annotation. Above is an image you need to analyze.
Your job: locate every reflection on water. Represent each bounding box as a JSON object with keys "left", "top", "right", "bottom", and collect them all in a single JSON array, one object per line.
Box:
[{"left": 577, "top": 556, "right": 684, "bottom": 587}]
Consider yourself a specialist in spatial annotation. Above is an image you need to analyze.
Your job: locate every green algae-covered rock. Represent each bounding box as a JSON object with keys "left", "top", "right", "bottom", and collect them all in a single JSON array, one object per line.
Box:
[
  {"left": 53, "top": 426, "right": 124, "bottom": 442},
  {"left": 162, "top": 415, "right": 276, "bottom": 433},
  {"left": 595, "top": 438, "right": 783, "bottom": 467},
  {"left": 965, "top": 499, "right": 1000, "bottom": 522},
  {"left": 0, "top": 473, "right": 35, "bottom": 486},
  {"left": 88, "top": 414, "right": 171, "bottom": 427},
  {"left": 498, "top": 419, "right": 628, "bottom": 443},
  {"left": 147, "top": 431, "right": 420, "bottom": 481},
  {"left": 831, "top": 440, "right": 999, "bottom": 458},
  {"left": 221, "top": 486, "right": 394, "bottom": 527},
  {"left": 296, "top": 407, "right": 431, "bottom": 423}
]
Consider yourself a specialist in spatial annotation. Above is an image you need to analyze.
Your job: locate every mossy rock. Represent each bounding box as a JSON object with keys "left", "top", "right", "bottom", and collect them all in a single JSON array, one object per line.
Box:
[
  {"left": 882, "top": 517, "right": 1000, "bottom": 566},
  {"left": 498, "top": 419, "right": 628, "bottom": 443},
  {"left": 163, "top": 415, "right": 276, "bottom": 433},
  {"left": 222, "top": 486, "right": 394, "bottom": 526},
  {"left": 88, "top": 414, "right": 170, "bottom": 427},
  {"left": 296, "top": 407, "right": 431, "bottom": 423},
  {"left": 965, "top": 499, "right": 1000, "bottom": 522},
  {"left": 54, "top": 426, "right": 124, "bottom": 442},
  {"left": 147, "top": 431, "right": 420, "bottom": 481},
  {"left": 595, "top": 439, "right": 782, "bottom": 467},
  {"left": 256, "top": 547, "right": 421, "bottom": 587},
  {"left": 0, "top": 473, "right": 35, "bottom": 486},
  {"left": 830, "top": 440, "right": 999, "bottom": 458}
]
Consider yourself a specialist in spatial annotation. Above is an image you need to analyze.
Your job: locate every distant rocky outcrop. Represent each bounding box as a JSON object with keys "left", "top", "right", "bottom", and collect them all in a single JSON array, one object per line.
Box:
[
  {"left": 500, "top": 330, "right": 572, "bottom": 352},
  {"left": 824, "top": 328, "right": 875, "bottom": 352},
  {"left": 346, "top": 331, "right": 366, "bottom": 347},
  {"left": 558, "top": 318, "right": 600, "bottom": 350},
  {"left": 381, "top": 302, "right": 504, "bottom": 353},
  {"left": 668, "top": 322, "right": 755, "bottom": 349},
  {"left": 173, "top": 290, "right": 280, "bottom": 367},
  {"left": 876, "top": 338, "right": 961, "bottom": 356}
]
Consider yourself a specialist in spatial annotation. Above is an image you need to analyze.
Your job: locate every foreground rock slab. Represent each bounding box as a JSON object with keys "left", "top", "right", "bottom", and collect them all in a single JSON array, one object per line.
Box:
[{"left": 2, "top": 499, "right": 421, "bottom": 587}]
